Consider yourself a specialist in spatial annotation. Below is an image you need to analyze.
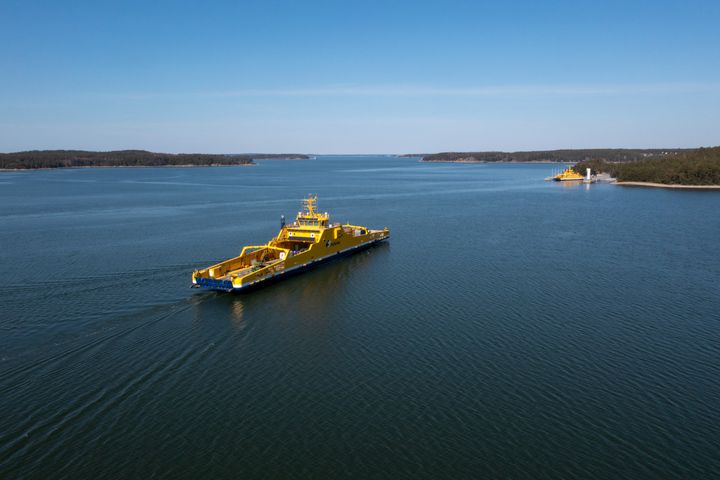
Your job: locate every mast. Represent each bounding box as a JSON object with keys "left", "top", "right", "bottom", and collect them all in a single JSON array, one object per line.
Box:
[{"left": 303, "top": 195, "right": 317, "bottom": 215}]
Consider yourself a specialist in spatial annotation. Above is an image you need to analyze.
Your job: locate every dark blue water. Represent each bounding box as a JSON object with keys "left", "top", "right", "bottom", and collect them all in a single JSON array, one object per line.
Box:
[{"left": 2, "top": 156, "right": 719, "bottom": 479}]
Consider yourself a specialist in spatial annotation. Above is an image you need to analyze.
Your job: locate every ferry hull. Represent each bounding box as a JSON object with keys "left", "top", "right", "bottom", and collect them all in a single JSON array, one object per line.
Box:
[{"left": 194, "top": 236, "right": 388, "bottom": 293}]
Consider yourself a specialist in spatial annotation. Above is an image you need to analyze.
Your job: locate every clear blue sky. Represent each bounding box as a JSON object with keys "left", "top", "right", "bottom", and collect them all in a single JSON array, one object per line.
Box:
[{"left": 1, "top": 0, "right": 719, "bottom": 153}]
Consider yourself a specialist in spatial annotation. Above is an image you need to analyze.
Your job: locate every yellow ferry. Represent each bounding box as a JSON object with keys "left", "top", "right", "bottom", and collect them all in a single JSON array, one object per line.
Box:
[
  {"left": 552, "top": 166, "right": 585, "bottom": 181},
  {"left": 192, "top": 196, "right": 390, "bottom": 292}
]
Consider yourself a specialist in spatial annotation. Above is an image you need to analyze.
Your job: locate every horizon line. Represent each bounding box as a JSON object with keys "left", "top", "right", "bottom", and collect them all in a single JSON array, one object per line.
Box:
[{"left": 1, "top": 146, "right": 715, "bottom": 156}]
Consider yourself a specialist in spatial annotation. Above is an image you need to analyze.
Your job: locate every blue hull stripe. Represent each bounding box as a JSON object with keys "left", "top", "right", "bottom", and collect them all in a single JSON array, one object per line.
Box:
[{"left": 195, "top": 277, "right": 233, "bottom": 290}]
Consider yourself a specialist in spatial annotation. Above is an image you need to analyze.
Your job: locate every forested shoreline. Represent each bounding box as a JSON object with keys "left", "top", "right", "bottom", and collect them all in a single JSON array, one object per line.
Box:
[
  {"left": 0, "top": 150, "right": 309, "bottom": 169},
  {"left": 574, "top": 147, "right": 720, "bottom": 185}
]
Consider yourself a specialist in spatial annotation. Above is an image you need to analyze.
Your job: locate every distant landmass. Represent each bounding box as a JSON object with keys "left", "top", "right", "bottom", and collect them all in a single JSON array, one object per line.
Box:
[
  {"left": 0, "top": 150, "right": 309, "bottom": 170},
  {"left": 418, "top": 149, "right": 689, "bottom": 163},
  {"left": 412, "top": 147, "right": 720, "bottom": 187},
  {"left": 574, "top": 146, "right": 720, "bottom": 186}
]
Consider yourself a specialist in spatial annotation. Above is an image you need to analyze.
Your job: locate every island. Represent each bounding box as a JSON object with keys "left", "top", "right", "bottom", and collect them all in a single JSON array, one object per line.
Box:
[
  {"left": 419, "top": 149, "right": 688, "bottom": 164},
  {"left": 0, "top": 150, "right": 310, "bottom": 170},
  {"left": 573, "top": 146, "right": 720, "bottom": 188}
]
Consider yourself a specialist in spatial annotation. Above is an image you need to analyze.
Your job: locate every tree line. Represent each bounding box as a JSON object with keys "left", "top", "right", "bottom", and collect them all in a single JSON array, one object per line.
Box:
[
  {"left": 0, "top": 150, "right": 309, "bottom": 169},
  {"left": 422, "top": 149, "right": 689, "bottom": 163}
]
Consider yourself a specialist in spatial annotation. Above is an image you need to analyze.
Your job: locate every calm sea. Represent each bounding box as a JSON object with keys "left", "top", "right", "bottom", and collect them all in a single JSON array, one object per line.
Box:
[{"left": 1, "top": 156, "right": 719, "bottom": 479}]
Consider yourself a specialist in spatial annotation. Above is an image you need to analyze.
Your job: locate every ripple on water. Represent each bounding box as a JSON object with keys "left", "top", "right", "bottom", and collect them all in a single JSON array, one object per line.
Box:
[{"left": 2, "top": 160, "right": 720, "bottom": 478}]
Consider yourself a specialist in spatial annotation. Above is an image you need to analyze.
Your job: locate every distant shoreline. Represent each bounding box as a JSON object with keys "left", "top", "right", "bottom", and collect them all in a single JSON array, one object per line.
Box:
[
  {"left": 254, "top": 156, "right": 315, "bottom": 160},
  {"left": 0, "top": 150, "right": 310, "bottom": 170},
  {"left": 418, "top": 149, "right": 688, "bottom": 164},
  {"left": 0, "top": 163, "right": 258, "bottom": 172},
  {"left": 422, "top": 159, "right": 566, "bottom": 164},
  {"left": 615, "top": 181, "right": 720, "bottom": 190}
]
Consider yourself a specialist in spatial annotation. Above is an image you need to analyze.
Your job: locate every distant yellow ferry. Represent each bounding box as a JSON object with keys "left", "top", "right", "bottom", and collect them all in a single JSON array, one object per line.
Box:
[
  {"left": 553, "top": 166, "right": 585, "bottom": 181},
  {"left": 192, "top": 196, "right": 390, "bottom": 292}
]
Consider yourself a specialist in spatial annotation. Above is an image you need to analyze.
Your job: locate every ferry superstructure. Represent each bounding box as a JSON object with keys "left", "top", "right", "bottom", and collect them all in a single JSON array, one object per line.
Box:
[{"left": 192, "top": 196, "right": 389, "bottom": 292}]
